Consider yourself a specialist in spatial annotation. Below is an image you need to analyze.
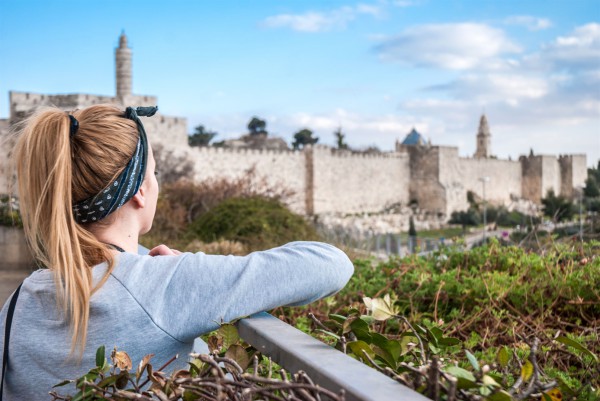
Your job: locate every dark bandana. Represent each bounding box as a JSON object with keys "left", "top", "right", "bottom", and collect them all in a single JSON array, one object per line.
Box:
[{"left": 72, "top": 106, "right": 158, "bottom": 224}]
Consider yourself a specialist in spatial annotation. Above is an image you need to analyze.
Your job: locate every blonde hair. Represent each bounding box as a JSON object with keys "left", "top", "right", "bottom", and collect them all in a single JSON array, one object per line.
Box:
[{"left": 12, "top": 104, "right": 139, "bottom": 354}]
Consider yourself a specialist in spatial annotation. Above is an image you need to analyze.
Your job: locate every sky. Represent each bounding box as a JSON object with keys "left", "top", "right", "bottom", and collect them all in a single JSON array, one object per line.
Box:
[{"left": 1, "top": 0, "right": 599, "bottom": 165}]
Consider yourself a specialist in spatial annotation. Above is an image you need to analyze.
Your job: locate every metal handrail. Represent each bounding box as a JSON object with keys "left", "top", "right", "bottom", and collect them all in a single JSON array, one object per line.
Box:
[{"left": 237, "top": 312, "right": 429, "bottom": 401}]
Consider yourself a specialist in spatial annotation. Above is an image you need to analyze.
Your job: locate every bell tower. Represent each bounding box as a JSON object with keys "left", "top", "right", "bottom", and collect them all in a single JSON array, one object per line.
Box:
[
  {"left": 115, "top": 32, "right": 132, "bottom": 101},
  {"left": 474, "top": 114, "right": 491, "bottom": 158}
]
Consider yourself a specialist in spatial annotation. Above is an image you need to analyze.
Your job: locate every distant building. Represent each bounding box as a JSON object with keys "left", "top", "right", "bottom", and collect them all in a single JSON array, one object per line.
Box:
[
  {"left": 397, "top": 128, "right": 430, "bottom": 147},
  {"left": 474, "top": 114, "right": 492, "bottom": 158},
  {"left": 220, "top": 133, "right": 290, "bottom": 151}
]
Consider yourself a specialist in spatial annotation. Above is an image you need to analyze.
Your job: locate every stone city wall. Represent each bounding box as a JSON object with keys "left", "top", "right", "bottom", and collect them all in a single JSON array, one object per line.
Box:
[
  {"left": 541, "top": 155, "right": 561, "bottom": 199},
  {"left": 572, "top": 155, "right": 588, "bottom": 191},
  {"left": 9, "top": 91, "right": 158, "bottom": 123},
  {"left": 311, "top": 146, "right": 410, "bottom": 215},
  {"left": 0, "top": 226, "right": 33, "bottom": 270},
  {"left": 456, "top": 157, "right": 522, "bottom": 205},
  {"left": 186, "top": 146, "right": 307, "bottom": 214},
  {"left": 405, "top": 146, "right": 446, "bottom": 214},
  {"left": 0, "top": 119, "right": 11, "bottom": 194},
  {"left": 434, "top": 146, "right": 522, "bottom": 215}
]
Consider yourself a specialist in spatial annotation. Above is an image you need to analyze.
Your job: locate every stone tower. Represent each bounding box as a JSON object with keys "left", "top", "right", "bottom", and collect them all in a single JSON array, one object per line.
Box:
[
  {"left": 474, "top": 114, "right": 491, "bottom": 158},
  {"left": 115, "top": 32, "right": 132, "bottom": 101}
]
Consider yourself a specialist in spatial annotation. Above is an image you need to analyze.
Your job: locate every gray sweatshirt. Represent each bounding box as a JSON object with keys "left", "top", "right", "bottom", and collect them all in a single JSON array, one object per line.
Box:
[{"left": 0, "top": 241, "right": 354, "bottom": 399}]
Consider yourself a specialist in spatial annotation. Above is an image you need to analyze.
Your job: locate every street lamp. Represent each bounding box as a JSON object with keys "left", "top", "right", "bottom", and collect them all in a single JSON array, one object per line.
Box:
[
  {"left": 577, "top": 186, "right": 584, "bottom": 241},
  {"left": 479, "top": 176, "right": 490, "bottom": 243}
]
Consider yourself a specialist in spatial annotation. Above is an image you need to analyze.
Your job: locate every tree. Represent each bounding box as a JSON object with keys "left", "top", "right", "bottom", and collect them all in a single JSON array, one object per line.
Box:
[
  {"left": 188, "top": 125, "right": 217, "bottom": 147},
  {"left": 408, "top": 216, "right": 417, "bottom": 237},
  {"left": 541, "top": 189, "right": 575, "bottom": 222},
  {"left": 248, "top": 117, "right": 267, "bottom": 136},
  {"left": 583, "top": 164, "right": 600, "bottom": 198},
  {"left": 449, "top": 208, "right": 480, "bottom": 234},
  {"left": 466, "top": 190, "right": 477, "bottom": 208},
  {"left": 583, "top": 176, "right": 600, "bottom": 198},
  {"left": 292, "top": 129, "right": 319, "bottom": 150},
  {"left": 334, "top": 127, "right": 348, "bottom": 150}
]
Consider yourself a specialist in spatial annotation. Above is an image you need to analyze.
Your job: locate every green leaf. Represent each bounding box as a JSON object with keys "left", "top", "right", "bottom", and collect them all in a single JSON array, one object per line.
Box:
[
  {"left": 372, "top": 345, "right": 395, "bottom": 369},
  {"left": 347, "top": 308, "right": 360, "bottom": 316},
  {"left": 96, "top": 345, "right": 105, "bottom": 368},
  {"left": 350, "top": 318, "right": 372, "bottom": 343},
  {"left": 446, "top": 366, "right": 476, "bottom": 381},
  {"left": 465, "top": 350, "right": 480, "bottom": 371},
  {"left": 347, "top": 340, "right": 375, "bottom": 361},
  {"left": 428, "top": 342, "right": 441, "bottom": 354},
  {"left": 329, "top": 314, "right": 347, "bottom": 324},
  {"left": 219, "top": 324, "right": 240, "bottom": 350},
  {"left": 342, "top": 315, "right": 359, "bottom": 334},
  {"left": 439, "top": 337, "right": 461, "bottom": 346},
  {"left": 486, "top": 390, "right": 513, "bottom": 401},
  {"left": 96, "top": 375, "right": 118, "bottom": 388},
  {"left": 400, "top": 335, "right": 419, "bottom": 355},
  {"left": 429, "top": 327, "right": 444, "bottom": 342},
  {"left": 445, "top": 366, "right": 477, "bottom": 390},
  {"left": 188, "top": 359, "right": 205, "bottom": 377},
  {"left": 482, "top": 375, "right": 500, "bottom": 387},
  {"left": 497, "top": 346, "right": 510, "bottom": 368},
  {"left": 521, "top": 360, "right": 533, "bottom": 381},
  {"left": 315, "top": 328, "right": 341, "bottom": 339},
  {"left": 183, "top": 390, "right": 201, "bottom": 401},
  {"left": 555, "top": 336, "right": 599, "bottom": 362},
  {"left": 52, "top": 379, "right": 73, "bottom": 388},
  {"left": 371, "top": 333, "right": 401, "bottom": 362},
  {"left": 225, "top": 344, "right": 250, "bottom": 371},
  {"left": 71, "top": 386, "right": 95, "bottom": 401},
  {"left": 480, "top": 386, "right": 492, "bottom": 396}
]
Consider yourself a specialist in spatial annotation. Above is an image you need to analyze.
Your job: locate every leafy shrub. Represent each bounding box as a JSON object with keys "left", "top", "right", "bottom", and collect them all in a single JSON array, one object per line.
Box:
[
  {"left": 142, "top": 171, "right": 295, "bottom": 251},
  {"left": 187, "top": 196, "right": 319, "bottom": 251},
  {"left": 0, "top": 195, "right": 22, "bottom": 227}
]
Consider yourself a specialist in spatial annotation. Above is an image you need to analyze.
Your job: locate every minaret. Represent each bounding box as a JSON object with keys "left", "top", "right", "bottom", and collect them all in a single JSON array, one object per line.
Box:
[
  {"left": 115, "top": 32, "right": 132, "bottom": 101},
  {"left": 474, "top": 114, "right": 491, "bottom": 158}
]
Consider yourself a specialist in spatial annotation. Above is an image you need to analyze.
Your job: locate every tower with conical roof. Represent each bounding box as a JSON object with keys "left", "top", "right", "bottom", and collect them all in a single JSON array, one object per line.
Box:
[
  {"left": 474, "top": 114, "right": 491, "bottom": 158},
  {"left": 115, "top": 32, "right": 132, "bottom": 101}
]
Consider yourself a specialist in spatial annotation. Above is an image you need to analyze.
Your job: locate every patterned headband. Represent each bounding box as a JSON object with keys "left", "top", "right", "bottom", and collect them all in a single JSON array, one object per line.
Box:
[{"left": 72, "top": 106, "right": 158, "bottom": 224}]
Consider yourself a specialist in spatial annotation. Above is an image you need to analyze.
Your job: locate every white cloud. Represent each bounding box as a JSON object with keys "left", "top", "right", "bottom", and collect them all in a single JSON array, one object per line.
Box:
[
  {"left": 284, "top": 108, "right": 436, "bottom": 150},
  {"left": 261, "top": 3, "right": 382, "bottom": 33},
  {"left": 374, "top": 23, "right": 521, "bottom": 69},
  {"left": 541, "top": 23, "right": 600, "bottom": 69},
  {"left": 429, "top": 73, "right": 549, "bottom": 105},
  {"left": 504, "top": 15, "right": 552, "bottom": 31}
]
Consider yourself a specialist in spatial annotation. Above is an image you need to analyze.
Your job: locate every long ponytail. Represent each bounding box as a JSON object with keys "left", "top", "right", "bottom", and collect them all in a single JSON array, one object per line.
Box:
[{"left": 12, "top": 105, "right": 138, "bottom": 355}]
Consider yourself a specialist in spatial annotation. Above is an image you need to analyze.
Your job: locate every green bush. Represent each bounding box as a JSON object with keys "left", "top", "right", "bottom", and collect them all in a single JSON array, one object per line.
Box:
[
  {"left": 187, "top": 196, "right": 319, "bottom": 251},
  {"left": 0, "top": 196, "right": 22, "bottom": 228}
]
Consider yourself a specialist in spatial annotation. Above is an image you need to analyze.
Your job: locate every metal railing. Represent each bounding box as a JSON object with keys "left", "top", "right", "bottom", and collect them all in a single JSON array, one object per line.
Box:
[{"left": 236, "top": 312, "right": 429, "bottom": 401}]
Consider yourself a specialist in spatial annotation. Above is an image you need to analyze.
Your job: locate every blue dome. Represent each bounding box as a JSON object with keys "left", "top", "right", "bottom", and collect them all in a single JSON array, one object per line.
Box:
[{"left": 401, "top": 128, "right": 427, "bottom": 146}]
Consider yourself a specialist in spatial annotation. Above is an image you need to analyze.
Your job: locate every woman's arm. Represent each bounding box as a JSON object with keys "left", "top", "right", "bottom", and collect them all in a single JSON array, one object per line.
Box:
[{"left": 112, "top": 241, "right": 354, "bottom": 342}]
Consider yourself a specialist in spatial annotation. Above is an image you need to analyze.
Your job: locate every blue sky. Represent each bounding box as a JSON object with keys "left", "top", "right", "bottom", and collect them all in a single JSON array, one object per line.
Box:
[{"left": 1, "top": 0, "right": 599, "bottom": 165}]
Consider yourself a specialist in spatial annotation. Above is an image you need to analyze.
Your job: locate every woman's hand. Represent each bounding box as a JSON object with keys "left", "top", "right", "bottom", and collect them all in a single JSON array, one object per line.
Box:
[{"left": 148, "top": 244, "right": 182, "bottom": 256}]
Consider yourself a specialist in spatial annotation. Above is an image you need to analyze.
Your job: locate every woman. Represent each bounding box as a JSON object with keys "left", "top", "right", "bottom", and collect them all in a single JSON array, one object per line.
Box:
[{"left": 0, "top": 104, "right": 353, "bottom": 399}]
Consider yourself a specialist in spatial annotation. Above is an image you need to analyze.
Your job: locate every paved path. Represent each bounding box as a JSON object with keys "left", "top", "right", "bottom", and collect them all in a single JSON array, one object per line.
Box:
[{"left": 0, "top": 270, "right": 30, "bottom": 306}]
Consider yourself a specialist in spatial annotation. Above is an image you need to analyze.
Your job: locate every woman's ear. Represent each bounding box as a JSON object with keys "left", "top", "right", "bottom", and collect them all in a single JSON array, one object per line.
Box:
[{"left": 131, "top": 186, "right": 146, "bottom": 208}]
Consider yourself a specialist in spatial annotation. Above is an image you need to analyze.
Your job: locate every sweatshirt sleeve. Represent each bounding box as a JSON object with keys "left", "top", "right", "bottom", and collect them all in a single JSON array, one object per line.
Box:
[{"left": 112, "top": 241, "right": 354, "bottom": 343}]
